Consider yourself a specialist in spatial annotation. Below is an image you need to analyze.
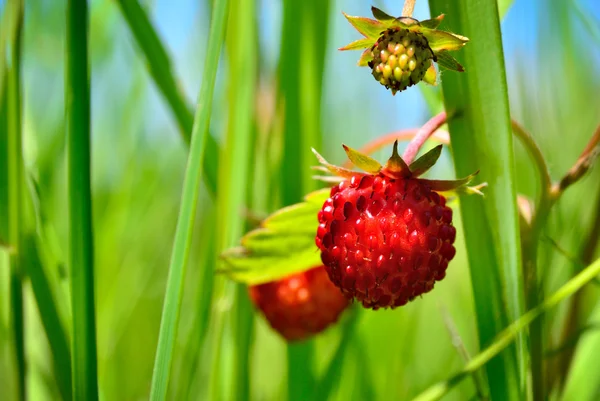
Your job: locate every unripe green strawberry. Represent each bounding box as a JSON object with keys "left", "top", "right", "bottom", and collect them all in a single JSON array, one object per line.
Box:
[
  {"left": 248, "top": 266, "right": 349, "bottom": 341},
  {"left": 340, "top": 7, "right": 469, "bottom": 94},
  {"left": 368, "top": 28, "right": 434, "bottom": 94}
]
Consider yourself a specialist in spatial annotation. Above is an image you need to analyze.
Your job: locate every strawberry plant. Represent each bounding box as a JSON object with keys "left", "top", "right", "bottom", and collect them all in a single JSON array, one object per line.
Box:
[{"left": 1, "top": 0, "right": 600, "bottom": 401}]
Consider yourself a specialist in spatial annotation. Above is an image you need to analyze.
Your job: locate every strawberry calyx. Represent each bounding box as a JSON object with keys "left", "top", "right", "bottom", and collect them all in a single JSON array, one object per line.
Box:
[
  {"left": 381, "top": 140, "right": 411, "bottom": 179},
  {"left": 313, "top": 141, "right": 480, "bottom": 194}
]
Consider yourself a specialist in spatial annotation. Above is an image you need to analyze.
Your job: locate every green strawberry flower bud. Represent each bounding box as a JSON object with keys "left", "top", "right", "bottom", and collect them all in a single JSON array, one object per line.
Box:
[{"left": 368, "top": 28, "right": 435, "bottom": 94}]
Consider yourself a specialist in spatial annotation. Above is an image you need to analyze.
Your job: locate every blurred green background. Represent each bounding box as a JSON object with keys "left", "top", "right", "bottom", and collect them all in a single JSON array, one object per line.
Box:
[{"left": 1, "top": 0, "right": 600, "bottom": 400}]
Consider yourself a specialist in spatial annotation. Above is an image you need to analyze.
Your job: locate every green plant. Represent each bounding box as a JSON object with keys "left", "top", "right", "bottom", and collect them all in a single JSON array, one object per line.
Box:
[{"left": 1, "top": 0, "right": 600, "bottom": 400}]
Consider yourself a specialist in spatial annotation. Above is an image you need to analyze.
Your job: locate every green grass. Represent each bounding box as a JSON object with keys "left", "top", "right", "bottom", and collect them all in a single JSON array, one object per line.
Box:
[
  {"left": 115, "top": 0, "right": 220, "bottom": 195},
  {"left": 66, "top": 0, "right": 99, "bottom": 399},
  {"left": 5, "top": 1, "right": 25, "bottom": 399},
  {"left": 148, "top": 0, "right": 229, "bottom": 399},
  {"left": 1, "top": 0, "right": 600, "bottom": 400},
  {"left": 427, "top": 1, "right": 526, "bottom": 398}
]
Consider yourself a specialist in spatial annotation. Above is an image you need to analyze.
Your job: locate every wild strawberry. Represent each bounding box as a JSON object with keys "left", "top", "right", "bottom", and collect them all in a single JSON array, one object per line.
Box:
[
  {"left": 368, "top": 28, "right": 434, "bottom": 93},
  {"left": 313, "top": 142, "right": 477, "bottom": 309},
  {"left": 248, "top": 266, "right": 349, "bottom": 341},
  {"left": 339, "top": 7, "right": 469, "bottom": 95}
]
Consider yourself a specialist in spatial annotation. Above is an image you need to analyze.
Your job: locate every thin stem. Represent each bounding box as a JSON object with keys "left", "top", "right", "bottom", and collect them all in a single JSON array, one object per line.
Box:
[
  {"left": 552, "top": 123, "right": 600, "bottom": 197},
  {"left": 511, "top": 120, "right": 552, "bottom": 202},
  {"left": 402, "top": 111, "right": 447, "bottom": 164},
  {"left": 413, "top": 257, "right": 600, "bottom": 401},
  {"left": 148, "top": 0, "right": 230, "bottom": 398},
  {"left": 287, "top": 341, "right": 314, "bottom": 401},
  {"left": 7, "top": 1, "right": 25, "bottom": 399},
  {"left": 554, "top": 132, "right": 600, "bottom": 389},
  {"left": 440, "top": 305, "right": 487, "bottom": 400},
  {"left": 511, "top": 120, "right": 551, "bottom": 401},
  {"left": 312, "top": 308, "right": 360, "bottom": 401},
  {"left": 512, "top": 120, "right": 600, "bottom": 400},
  {"left": 402, "top": 0, "right": 417, "bottom": 17},
  {"left": 66, "top": 0, "right": 99, "bottom": 399},
  {"left": 115, "top": 0, "right": 220, "bottom": 196}
]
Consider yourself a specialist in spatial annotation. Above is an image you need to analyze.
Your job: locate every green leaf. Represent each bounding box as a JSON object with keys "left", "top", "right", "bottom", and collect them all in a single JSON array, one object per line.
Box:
[
  {"left": 115, "top": 0, "right": 220, "bottom": 196},
  {"left": 5, "top": 2, "right": 26, "bottom": 398},
  {"left": 424, "top": 30, "right": 469, "bottom": 52},
  {"left": 409, "top": 145, "right": 443, "bottom": 176},
  {"left": 420, "top": 14, "right": 445, "bottom": 29},
  {"left": 498, "top": 0, "right": 515, "bottom": 19},
  {"left": 371, "top": 6, "right": 395, "bottom": 23},
  {"left": 412, "top": 257, "right": 600, "bottom": 401},
  {"left": 220, "top": 189, "right": 329, "bottom": 285},
  {"left": 264, "top": 188, "right": 330, "bottom": 232},
  {"left": 23, "top": 234, "right": 72, "bottom": 401},
  {"left": 428, "top": 0, "right": 527, "bottom": 399},
  {"left": 148, "top": 0, "right": 230, "bottom": 399},
  {"left": 66, "top": 0, "right": 100, "bottom": 399},
  {"left": 421, "top": 171, "right": 478, "bottom": 192},
  {"left": 357, "top": 48, "right": 374, "bottom": 66},
  {"left": 435, "top": 51, "right": 465, "bottom": 72},
  {"left": 339, "top": 37, "right": 374, "bottom": 51},
  {"left": 312, "top": 148, "right": 356, "bottom": 178},
  {"left": 457, "top": 183, "right": 488, "bottom": 196},
  {"left": 0, "top": 72, "right": 8, "bottom": 245},
  {"left": 342, "top": 12, "right": 384, "bottom": 40},
  {"left": 312, "top": 308, "right": 360, "bottom": 401},
  {"left": 342, "top": 144, "right": 382, "bottom": 173},
  {"left": 562, "top": 300, "right": 600, "bottom": 401}
]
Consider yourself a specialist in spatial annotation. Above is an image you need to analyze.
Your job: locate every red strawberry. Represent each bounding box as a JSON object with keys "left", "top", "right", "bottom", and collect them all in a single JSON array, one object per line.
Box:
[
  {"left": 248, "top": 266, "right": 349, "bottom": 341},
  {"left": 313, "top": 142, "right": 476, "bottom": 309}
]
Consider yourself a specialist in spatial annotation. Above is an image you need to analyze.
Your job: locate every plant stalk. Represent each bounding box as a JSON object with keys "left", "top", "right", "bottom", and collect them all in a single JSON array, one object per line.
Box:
[
  {"left": 402, "top": 0, "right": 417, "bottom": 17},
  {"left": 148, "top": 0, "right": 229, "bottom": 398},
  {"left": 66, "top": 0, "right": 99, "bottom": 398},
  {"left": 6, "top": 1, "right": 25, "bottom": 398},
  {"left": 402, "top": 111, "right": 447, "bottom": 164}
]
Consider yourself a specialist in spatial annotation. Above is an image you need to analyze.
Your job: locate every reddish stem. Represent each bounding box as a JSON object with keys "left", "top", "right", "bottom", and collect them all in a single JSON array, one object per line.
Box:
[{"left": 402, "top": 112, "right": 448, "bottom": 164}]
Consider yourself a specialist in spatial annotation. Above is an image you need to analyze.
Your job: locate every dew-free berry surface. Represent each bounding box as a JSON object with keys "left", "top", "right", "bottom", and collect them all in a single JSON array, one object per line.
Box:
[
  {"left": 316, "top": 174, "right": 456, "bottom": 309},
  {"left": 248, "top": 266, "right": 349, "bottom": 341},
  {"left": 368, "top": 28, "right": 435, "bottom": 93}
]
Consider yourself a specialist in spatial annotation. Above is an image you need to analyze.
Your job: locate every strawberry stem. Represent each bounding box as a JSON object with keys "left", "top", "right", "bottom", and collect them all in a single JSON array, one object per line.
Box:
[
  {"left": 402, "top": 0, "right": 417, "bottom": 18},
  {"left": 342, "top": 128, "right": 449, "bottom": 169},
  {"left": 552, "top": 123, "right": 600, "bottom": 198},
  {"left": 402, "top": 111, "right": 448, "bottom": 164}
]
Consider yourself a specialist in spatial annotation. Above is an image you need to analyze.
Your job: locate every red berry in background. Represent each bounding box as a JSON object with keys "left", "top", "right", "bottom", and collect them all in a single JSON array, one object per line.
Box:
[
  {"left": 248, "top": 266, "right": 349, "bottom": 341},
  {"left": 313, "top": 142, "right": 475, "bottom": 310}
]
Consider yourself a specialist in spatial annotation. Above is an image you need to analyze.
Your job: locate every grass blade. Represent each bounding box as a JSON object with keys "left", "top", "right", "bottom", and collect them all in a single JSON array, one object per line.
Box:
[
  {"left": 176, "top": 210, "right": 217, "bottom": 400},
  {"left": 277, "top": 0, "right": 330, "bottom": 396},
  {"left": 66, "top": 0, "right": 99, "bottom": 399},
  {"left": 5, "top": 1, "right": 25, "bottom": 398},
  {"left": 427, "top": 1, "right": 526, "bottom": 399},
  {"left": 115, "top": 0, "right": 219, "bottom": 195},
  {"left": 561, "top": 300, "right": 600, "bottom": 401},
  {"left": 148, "top": 0, "right": 229, "bottom": 399},
  {"left": 413, "top": 257, "right": 600, "bottom": 401},
  {"left": 313, "top": 308, "right": 359, "bottom": 401},
  {"left": 278, "top": 0, "right": 330, "bottom": 204},
  {"left": 218, "top": 0, "right": 258, "bottom": 399},
  {"left": 22, "top": 234, "right": 72, "bottom": 401}
]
